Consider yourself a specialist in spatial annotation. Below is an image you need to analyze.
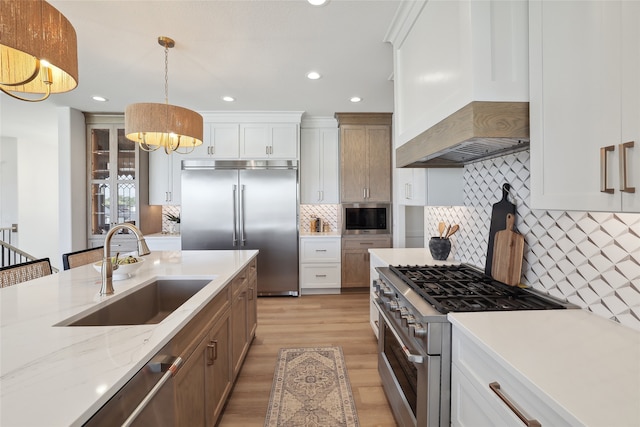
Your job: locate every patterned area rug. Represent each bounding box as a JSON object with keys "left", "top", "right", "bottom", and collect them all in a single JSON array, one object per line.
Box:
[{"left": 265, "top": 346, "right": 360, "bottom": 427}]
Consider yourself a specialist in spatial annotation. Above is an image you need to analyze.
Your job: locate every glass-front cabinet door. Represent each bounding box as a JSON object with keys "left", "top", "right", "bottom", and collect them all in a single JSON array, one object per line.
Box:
[{"left": 87, "top": 115, "right": 140, "bottom": 243}]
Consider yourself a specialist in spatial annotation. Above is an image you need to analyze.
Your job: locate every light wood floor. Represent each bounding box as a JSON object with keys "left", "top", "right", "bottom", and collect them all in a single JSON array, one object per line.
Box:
[{"left": 218, "top": 292, "right": 398, "bottom": 427}]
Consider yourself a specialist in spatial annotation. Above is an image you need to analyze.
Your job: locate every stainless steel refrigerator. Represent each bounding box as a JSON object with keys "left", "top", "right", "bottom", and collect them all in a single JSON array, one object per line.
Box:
[{"left": 181, "top": 160, "right": 299, "bottom": 296}]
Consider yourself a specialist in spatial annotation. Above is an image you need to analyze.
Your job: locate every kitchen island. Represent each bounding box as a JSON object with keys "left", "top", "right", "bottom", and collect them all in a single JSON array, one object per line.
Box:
[{"left": 0, "top": 249, "right": 258, "bottom": 426}]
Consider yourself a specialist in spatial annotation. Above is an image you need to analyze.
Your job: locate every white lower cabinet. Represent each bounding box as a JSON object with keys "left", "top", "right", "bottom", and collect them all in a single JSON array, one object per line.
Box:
[
  {"left": 451, "top": 326, "right": 579, "bottom": 427},
  {"left": 299, "top": 236, "right": 341, "bottom": 294}
]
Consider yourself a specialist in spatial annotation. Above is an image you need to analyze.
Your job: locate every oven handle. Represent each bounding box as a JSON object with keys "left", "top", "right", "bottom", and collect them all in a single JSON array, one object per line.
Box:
[{"left": 373, "top": 297, "right": 425, "bottom": 364}]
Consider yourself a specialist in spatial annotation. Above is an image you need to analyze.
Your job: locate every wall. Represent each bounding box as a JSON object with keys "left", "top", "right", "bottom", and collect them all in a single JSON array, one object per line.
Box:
[
  {"left": 425, "top": 151, "right": 640, "bottom": 331},
  {"left": 0, "top": 137, "right": 18, "bottom": 238}
]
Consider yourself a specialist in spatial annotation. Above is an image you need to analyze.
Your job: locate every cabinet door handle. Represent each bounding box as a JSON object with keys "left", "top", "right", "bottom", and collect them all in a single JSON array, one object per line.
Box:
[
  {"left": 489, "top": 382, "right": 541, "bottom": 427},
  {"left": 249, "top": 286, "right": 254, "bottom": 300},
  {"left": 207, "top": 341, "right": 218, "bottom": 365},
  {"left": 619, "top": 141, "right": 635, "bottom": 193},
  {"left": 600, "top": 145, "right": 615, "bottom": 193}
]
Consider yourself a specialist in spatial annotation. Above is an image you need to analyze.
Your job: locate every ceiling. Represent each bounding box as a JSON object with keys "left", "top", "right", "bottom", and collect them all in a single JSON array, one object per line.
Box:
[{"left": 1, "top": 0, "right": 401, "bottom": 140}]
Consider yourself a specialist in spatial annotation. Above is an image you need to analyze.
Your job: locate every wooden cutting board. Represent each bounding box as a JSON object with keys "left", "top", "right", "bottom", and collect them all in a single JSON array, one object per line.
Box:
[
  {"left": 484, "top": 183, "right": 516, "bottom": 276},
  {"left": 491, "top": 213, "right": 524, "bottom": 286}
]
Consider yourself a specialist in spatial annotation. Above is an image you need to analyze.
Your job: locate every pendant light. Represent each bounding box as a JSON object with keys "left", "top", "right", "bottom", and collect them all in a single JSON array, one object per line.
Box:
[
  {"left": 125, "top": 36, "right": 203, "bottom": 154},
  {"left": 0, "top": 0, "right": 78, "bottom": 102}
]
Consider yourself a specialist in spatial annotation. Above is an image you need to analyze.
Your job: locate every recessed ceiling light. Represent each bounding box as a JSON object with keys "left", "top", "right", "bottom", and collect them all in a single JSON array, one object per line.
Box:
[
  {"left": 350, "top": 96, "right": 362, "bottom": 103},
  {"left": 92, "top": 96, "right": 107, "bottom": 102},
  {"left": 307, "top": 71, "right": 321, "bottom": 80},
  {"left": 308, "top": 0, "right": 327, "bottom": 5},
  {"left": 222, "top": 96, "right": 235, "bottom": 102}
]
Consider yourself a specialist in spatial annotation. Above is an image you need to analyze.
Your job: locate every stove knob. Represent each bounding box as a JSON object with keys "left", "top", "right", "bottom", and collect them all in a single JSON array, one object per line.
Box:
[
  {"left": 402, "top": 314, "right": 416, "bottom": 325},
  {"left": 382, "top": 287, "right": 394, "bottom": 297},
  {"left": 399, "top": 307, "right": 410, "bottom": 317},
  {"left": 389, "top": 300, "right": 400, "bottom": 311},
  {"left": 411, "top": 323, "right": 427, "bottom": 338}
]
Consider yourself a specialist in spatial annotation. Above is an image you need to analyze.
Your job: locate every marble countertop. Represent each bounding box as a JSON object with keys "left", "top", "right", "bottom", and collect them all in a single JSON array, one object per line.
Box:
[
  {"left": 368, "top": 247, "right": 459, "bottom": 266},
  {"left": 144, "top": 232, "right": 181, "bottom": 238},
  {"left": 0, "top": 249, "right": 258, "bottom": 427},
  {"left": 449, "top": 310, "right": 640, "bottom": 426}
]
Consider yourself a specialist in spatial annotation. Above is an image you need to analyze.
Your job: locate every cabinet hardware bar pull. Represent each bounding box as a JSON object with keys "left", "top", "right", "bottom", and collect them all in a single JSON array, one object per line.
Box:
[
  {"left": 249, "top": 286, "right": 254, "bottom": 300},
  {"left": 207, "top": 341, "right": 217, "bottom": 365},
  {"left": 363, "top": 188, "right": 367, "bottom": 198},
  {"left": 315, "top": 249, "right": 327, "bottom": 252},
  {"left": 619, "top": 141, "right": 635, "bottom": 193},
  {"left": 600, "top": 145, "right": 615, "bottom": 193},
  {"left": 315, "top": 274, "right": 327, "bottom": 278},
  {"left": 489, "top": 382, "right": 541, "bottom": 427},
  {"left": 122, "top": 356, "right": 183, "bottom": 427}
]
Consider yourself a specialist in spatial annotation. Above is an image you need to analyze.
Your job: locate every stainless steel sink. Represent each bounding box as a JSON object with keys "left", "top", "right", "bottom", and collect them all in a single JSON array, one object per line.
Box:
[{"left": 59, "top": 279, "right": 214, "bottom": 326}]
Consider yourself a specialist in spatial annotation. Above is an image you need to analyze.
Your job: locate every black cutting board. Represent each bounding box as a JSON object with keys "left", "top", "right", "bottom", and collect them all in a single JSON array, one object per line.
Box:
[{"left": 485, "top": 183, "right": 516, "bottom": 276}]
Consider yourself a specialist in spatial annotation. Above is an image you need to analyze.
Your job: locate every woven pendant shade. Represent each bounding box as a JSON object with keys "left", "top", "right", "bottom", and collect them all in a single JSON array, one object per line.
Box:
[
  {"left": 0, "top": 0, "right": 78, "bottom": 98},
  {"left": 125, "top": 102, "right": 204, "bottom": 149}
]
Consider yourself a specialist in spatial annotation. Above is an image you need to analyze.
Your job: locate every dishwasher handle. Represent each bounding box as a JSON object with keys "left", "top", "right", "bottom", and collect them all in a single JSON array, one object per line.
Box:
[{"left": 121, "top": 356, "right": 183, "bottom": 427}]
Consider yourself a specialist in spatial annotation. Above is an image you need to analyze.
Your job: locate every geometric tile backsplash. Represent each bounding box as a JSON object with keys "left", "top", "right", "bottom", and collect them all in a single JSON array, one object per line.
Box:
[
  {"left": 300, "top": 204, "right": 340, "bottom": 233},
  {"left": 425, "top": 150, "right": 640, "bottom": 331}
]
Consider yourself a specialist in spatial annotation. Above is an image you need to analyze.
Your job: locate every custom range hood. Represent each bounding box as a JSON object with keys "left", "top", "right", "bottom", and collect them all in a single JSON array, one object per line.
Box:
[{"left": 396, "top": 101, "right": 530, "bottom": 168}]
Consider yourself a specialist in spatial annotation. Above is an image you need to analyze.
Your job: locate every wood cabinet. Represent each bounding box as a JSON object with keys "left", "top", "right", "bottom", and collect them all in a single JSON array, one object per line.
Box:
[
  {"left": 174, "top": 311, "right": 231, "bottom": 426},
  {"left": 86, "top": 114, "right": 159, "bottom": 251},
  {"left": 529, "top": 0, "right": 640, "bottom": 212},
  {"left": 336, "top": 113, "right": 392, "bottom": 203},
  {"left": 299, "top": 236, "right": 341, "bottom": 294},
  {"left": 341, "top": 235, "right": 391, "bottom": 289},
  {"left": 300, "top": 119, "right": 339, "bottom": 204},
  {"left": 231, "top": 258, "right": 257, "bottom": 379}
]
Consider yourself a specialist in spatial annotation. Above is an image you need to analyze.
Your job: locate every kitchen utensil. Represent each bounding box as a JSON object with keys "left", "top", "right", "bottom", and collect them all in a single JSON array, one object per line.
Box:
[
  {"left": 443, "top": 224, "right": 451, "bottom": 239},
  {"left": 485, "top": 183, "right": 516, "bottom": 275},
  {"left": 491, "top": 213, "right": 524, "bottom": 286},
  {"left": 438, "top": 222, "right": 446, "bottom": 238},
  {"left": 445, "top": 224, "right": 459, "bottom": 238}
]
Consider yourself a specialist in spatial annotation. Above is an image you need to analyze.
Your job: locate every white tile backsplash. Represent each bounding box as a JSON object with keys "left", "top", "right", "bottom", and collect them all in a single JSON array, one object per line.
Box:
[{"left": 425, "top": 151, "right": 640, "bottom": 331}]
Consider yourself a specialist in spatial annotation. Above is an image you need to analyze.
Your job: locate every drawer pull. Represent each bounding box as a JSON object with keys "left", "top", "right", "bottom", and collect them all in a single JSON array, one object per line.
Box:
[
  {"left": 489, "top": 382, "right": 541, "bottom": 427},
  {"left": 315, "top": 274, "right": 327, "bottom": 278},
  {"left": 315, "top": 249, "right": 327, "bottom": 252},
  {"left": 207, "top": 341, "right": 218, "bottom": 365},
  {"left": 600, "top": 145, "right": 615, "bottom": 193},
  {"left": 619, "top": 141, "right": 635, "bottom": 193}
]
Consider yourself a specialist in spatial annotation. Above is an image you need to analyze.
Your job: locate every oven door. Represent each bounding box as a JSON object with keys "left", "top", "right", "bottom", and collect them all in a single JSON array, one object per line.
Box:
[{"left": 374, "top": 298, "right": 442, "bottom": 427}]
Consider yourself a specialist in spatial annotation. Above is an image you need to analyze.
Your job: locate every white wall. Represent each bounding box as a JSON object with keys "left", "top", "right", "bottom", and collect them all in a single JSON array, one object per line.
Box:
[
  {"left": 1, "top": 96, "right": 60, "bottom": 268},
  {"left": 0, "top": 137, "right": 18, "bottom": 236}
]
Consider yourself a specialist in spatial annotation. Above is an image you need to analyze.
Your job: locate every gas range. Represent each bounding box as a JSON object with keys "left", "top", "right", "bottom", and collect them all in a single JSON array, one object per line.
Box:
[
  {"left": 388, "top": 264, "right": 570, "bottom": 314},
  {"left": 373, "top": 263, "right": 575, "bottom": 427}
]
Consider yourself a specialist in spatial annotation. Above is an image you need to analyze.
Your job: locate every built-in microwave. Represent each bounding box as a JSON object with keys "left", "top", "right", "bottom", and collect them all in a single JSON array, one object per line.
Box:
[{"left": 342, "top": 203, "right": 391, "bottom": 235}]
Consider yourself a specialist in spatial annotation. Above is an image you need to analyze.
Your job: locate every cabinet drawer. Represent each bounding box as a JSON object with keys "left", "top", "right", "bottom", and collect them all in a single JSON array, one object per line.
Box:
[
  {"left": 300, "top": 238, "right": 341, "bottom": 262},
  {"left": 300, "top": 264, "right": 340, "bottom": 287},
  {"left": 452, "top": 330, "right": 578, "bottom": 426},
  {"left": 342, "top": 236, "right": 391, "bottom": 250}
]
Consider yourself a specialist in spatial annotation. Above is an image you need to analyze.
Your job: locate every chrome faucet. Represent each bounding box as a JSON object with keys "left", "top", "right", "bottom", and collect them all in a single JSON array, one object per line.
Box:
[{"left": 100, "top": 223, "right": 151, "bottom": 295}]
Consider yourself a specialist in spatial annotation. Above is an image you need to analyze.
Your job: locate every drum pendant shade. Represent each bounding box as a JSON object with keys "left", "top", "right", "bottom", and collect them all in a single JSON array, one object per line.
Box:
[{"left": 0, "top": 0, "right": 78, "bottom": 100}]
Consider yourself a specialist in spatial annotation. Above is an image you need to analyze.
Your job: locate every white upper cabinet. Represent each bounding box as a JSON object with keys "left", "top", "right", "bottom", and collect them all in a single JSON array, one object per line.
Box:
[
  {"left": 240, "top": 123, "right": 298, "bottom": 159},
  {"left": 196, "top": 123, "right": 240, "bottom": 158},
  {"left": 300, "top": 118, "right": 339, "bottom": 204},
  {"left": 529, "top": 0, "right": 639, "bottom": 212},
  {"left": 386, "top": 0, "right": 529, "bottom": 148},
  {"left": 149, "top": 150, "right": 182, "bottom": 205},
  {"left": 396, "top": 168, "right": 464, "bottom": 207}
]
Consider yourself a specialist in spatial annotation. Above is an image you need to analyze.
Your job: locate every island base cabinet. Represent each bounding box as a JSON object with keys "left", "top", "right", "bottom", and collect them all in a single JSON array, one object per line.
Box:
[
  {"left": 231, "top": 258, "right": 257, "bottom": 378},
  {"left": 175, "top": 312, "right": 232, "bottom": 426}
]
